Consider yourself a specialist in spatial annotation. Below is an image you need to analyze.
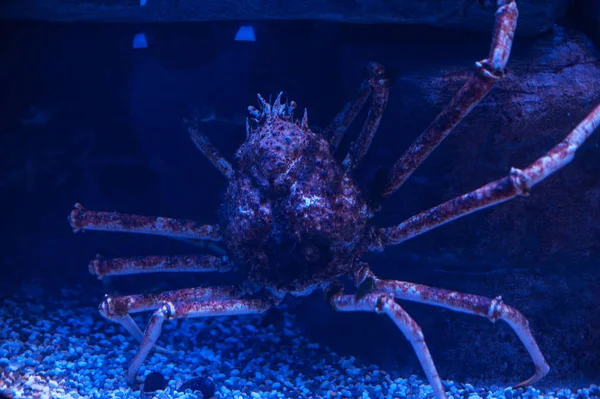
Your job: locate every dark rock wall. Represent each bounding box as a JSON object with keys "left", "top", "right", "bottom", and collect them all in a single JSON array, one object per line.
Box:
[{"left": 568, "top": 0, "right": 600, "bottom": 48}]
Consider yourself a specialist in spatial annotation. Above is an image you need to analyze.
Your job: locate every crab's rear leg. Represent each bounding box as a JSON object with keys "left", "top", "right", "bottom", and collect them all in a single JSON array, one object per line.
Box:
[
  {"left": 324, "top": 62, "right": 389, "bottom": 170},
  {"left": 185, "top": 117, "right": 235, "bottom": 179},
  {"left": 69, "top": 203, "right": 221, "bottom": 241},
  {"left": 99, "top": 287, "right": 272, "bottom": 383},
  {"left": 369, "top": 277, "right": 549, "bottom": 389},
  {"left": 377, "top": 103, "right": 600, "bottom": 246},
  {"left": 331, "top": 292, "right": 446, "bottom": 399},
  {"left": 383, "top": 0, "right": 518, "bottom": 197},
  {"left": 341, "top": 63, "right": 389, "bottom": 171}
]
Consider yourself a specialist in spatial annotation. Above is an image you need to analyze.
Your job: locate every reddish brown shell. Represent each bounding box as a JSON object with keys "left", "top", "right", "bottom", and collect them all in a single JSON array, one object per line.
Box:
[{"left": 220, "top": 93, "right": 374, "bottom": 296}]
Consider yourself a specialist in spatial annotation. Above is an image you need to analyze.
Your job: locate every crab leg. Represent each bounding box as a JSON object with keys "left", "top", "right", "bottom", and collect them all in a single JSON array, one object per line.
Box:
[
  {"left": 378, "top": 103, "right": 600, "bottom": 246},
  {"left": 383, "top": 0, "right": 518, "bottom": 197},
  {"left": 99, "top": 286, "right": 241, "bottom": 360},
  {"left": 331, "top": 293, "right": 446, "bottom": 399},
  {"left": 370, "top": 278, "right": 549, "bottom": 389},
  {"left": 342, "top": 63, "right": 389, "bottom": 171},
  {"left": 88, "top": 254, "right": 231, "bottom": 279},
  {"left": 69, "top": 203, "right": 221, "bottom": 241},
  {"left": 98, "top": 289, "right": 271, "bottom": 383},
  {"left": 324, "top": 62, "right": 388, "bottom": 154},
  {"left": 186, "top": 122, "right": 235, "bottom": 179}
]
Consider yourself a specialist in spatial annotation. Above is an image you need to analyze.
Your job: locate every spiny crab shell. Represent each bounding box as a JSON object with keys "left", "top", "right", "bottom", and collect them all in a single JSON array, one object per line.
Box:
[{"left": 221, "top": 93, "right": 375, "bottom": 297}]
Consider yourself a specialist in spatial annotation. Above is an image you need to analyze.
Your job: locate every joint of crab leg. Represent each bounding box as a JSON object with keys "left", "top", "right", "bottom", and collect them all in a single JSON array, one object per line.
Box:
[
  {"left": 487, "top": 0, "right": 518, "bottom": 74},
  {"left": 69, "top": 203, "right": 221, "bottom": 241},
  {"left": 371, "top": 278, "right": 549, "bottom": 389},
  {"left": 125, "top": 298, "right": 272, "bottom": 384},
  {"left": 100, "top": 286, "right": 243, "bottom": 360},
  {"left": 508, "top": 167, "right": 530, "bottom": 196},
  {"left": 332, "top": 293, "right": 446, "bottom": 399},
  {"left": 353, "top": 263, "right": 376, "bottom": 287},
  {"left": 382, "top": 1, "right": 518, "bottom": 198},
  {"left": 88, "top": 254, "right": 231, "bottom": 279},
  {"left": 488, "top": 295, "right": 504, "bottom": 321},
  {"left": 473, "top": 1, "right": 518, "bottom": 78},
  {"left": 99, "top": 294, "right": 117, "bottom": 319},
  {"left": 100, "top": 287, "right": 242, "bottom": 319},
  {"left": 378, "top": 172, "right": 522, "bottom": 246},
  {"left": 99, "top": 297, "right": 155, "bottom": 343}
]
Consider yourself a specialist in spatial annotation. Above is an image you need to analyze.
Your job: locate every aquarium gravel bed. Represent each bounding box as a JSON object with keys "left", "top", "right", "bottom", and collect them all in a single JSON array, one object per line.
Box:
[{"left": 1, "top": 281, "right": 599, "bottom": 399}]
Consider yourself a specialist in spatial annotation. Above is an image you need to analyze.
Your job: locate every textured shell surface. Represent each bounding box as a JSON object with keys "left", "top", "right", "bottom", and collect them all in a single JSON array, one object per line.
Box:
[{"left": 220, "top": 94, "right": 373, "bottom": 296}]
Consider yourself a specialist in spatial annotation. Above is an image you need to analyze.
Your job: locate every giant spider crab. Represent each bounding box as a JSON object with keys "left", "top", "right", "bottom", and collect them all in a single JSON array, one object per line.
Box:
[{"left": 69, "top": 1, "right": 600, "bottom": 398}]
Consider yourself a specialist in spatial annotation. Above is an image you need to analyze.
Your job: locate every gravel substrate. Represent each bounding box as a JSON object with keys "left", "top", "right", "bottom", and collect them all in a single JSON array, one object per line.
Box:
[{"left": 1, "top": 281, "right": 599, "bottom": 399}]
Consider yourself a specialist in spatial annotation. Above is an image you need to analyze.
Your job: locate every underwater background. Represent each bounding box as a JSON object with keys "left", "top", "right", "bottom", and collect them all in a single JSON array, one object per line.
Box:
[{"left": 1, "top": 1, "right": 600, "bottom": 398}]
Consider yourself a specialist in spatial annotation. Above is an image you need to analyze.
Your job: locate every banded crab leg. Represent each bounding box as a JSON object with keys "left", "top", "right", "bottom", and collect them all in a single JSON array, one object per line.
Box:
[
  {"left": 341, "top": 63, "right": 389, "bottom": 172},
  {"left": 323, "top": 62, "right": 389, "bottom": 171},
  {"left": 184, "top": 115, "right": 235, "bottom": 179},
  {"left": 69, "top": 203, "right": 221, "bottom": 241},
  {"left": 377, "top": 103, "right": 600, "bottom": 246},
  {"left": 331, "top": 292, "right": 446, "bottom": 399},
  {"left": 100, "top": 286, "right": 238, "bottom": 355},
  {"left": 383, "top": 0, "right": 518, "bottom": 197},
  {"left": 369, "top": 277, "right": 549, "bottom": 389},
  {"left": 98, "top": 287, "right": 271, "bottom": 383},
  {"left": 91, "top": 255, "right": 233, "bottom": 355},
  {"left": 88, "top": 254, "right": 232, "bottom": 279}
]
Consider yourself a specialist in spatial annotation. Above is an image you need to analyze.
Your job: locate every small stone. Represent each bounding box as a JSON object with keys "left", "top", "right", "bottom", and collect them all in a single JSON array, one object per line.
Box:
[
  {"left": 178, "top": 376, "right": 216, "bottom": 398},
  {"left": 142, "top": 371, "right": 167, "bottom": 393}
]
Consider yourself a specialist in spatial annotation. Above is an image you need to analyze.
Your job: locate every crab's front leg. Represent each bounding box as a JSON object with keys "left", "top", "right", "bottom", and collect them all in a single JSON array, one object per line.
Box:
[
  {"left": 383, "top": 0, "right": 518, "bottom": 197},
  {"left": 331, "top": 292, "right": 446, "bottom": 399},
  {"left": 369, "top": 277, "right": 549, "bottom": 389},
  {"left": 100, "top": 287, "right": 272, "bottom": 384}
]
